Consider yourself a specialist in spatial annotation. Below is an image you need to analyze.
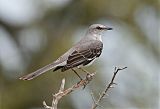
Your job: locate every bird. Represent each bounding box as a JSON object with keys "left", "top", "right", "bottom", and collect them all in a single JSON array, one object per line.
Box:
[{"left": 19, "top": 24, "right": 112, "bottom": 80}]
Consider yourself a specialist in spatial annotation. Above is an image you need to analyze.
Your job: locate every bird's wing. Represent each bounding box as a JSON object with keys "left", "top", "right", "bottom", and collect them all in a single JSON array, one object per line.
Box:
[{"left": 62, "top": 40, "right": 103, "bottom": 71}]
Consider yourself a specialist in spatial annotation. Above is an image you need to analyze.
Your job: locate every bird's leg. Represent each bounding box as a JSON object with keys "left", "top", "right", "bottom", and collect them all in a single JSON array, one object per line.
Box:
[
  {"left": 71, "top": 68, "right": 83, "bottom": 80},
  {"left": 78, "top": 67, "right": 93, "bottom": 89},
  {"left": 79, "top": 67, "right": 91, "bottom": 75}
]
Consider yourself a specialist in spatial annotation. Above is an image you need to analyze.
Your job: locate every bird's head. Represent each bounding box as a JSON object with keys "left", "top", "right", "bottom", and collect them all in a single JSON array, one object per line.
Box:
[{"left": 88, "top": 24, "right": 113, "bottom": 35}]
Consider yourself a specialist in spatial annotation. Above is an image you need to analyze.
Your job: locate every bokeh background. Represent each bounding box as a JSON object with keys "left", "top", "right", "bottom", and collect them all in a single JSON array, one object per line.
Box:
[{"left": 0, "top": 0, "right": 159, "bottom": 109}]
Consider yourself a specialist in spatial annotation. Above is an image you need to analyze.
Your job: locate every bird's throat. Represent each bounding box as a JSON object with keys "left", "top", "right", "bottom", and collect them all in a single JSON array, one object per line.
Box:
[{"left": 93, "top": 34, "right": 102, "bottom": 42}]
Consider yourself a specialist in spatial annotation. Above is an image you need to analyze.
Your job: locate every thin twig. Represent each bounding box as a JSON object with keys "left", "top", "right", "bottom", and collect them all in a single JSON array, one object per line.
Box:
[
  {"left": 43, "top": 73, "right": 95, "bottom": 109},
  {"left": 92, "top": 67, "right": 127, "bottom": 109}
]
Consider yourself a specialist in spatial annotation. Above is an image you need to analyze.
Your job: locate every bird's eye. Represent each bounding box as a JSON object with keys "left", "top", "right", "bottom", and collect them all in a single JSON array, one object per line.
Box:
[{"left": 96, "top": 26, "right": 102, "bottom": 30}]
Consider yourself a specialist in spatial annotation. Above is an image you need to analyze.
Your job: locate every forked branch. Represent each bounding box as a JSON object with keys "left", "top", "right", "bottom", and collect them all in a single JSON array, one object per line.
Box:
[
  {"left": 43, "top": 73, "right": 95, "bottom": 109},
  {"left": 42, "top": 66, "right": 127, "bottom": 109},
  {"left": 91, "top": 67, "right": 127, "bottom": 109}
]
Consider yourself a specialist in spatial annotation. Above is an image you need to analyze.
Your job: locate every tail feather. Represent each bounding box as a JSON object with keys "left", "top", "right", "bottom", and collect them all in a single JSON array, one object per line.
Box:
[{"left": 19, "top": 63, "right": 57, "bottom": 80}]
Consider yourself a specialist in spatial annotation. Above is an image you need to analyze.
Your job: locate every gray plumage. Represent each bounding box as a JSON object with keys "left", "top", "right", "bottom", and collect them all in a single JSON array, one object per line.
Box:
[{"left": 19, "top": 24, "right": 112, "bottom": 80}]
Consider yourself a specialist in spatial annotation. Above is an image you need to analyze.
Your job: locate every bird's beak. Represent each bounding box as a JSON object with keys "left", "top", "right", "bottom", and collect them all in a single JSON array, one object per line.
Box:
[{"left": 104, "top": 27, "right": 113, "bottom": 30}]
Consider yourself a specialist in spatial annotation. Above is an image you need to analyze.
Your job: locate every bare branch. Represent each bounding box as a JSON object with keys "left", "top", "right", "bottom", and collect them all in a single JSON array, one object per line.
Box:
[
  {"left": 43, "top": 73, "right": 95, "bottom": 109},
  {"left": 91, "top": 67, "right": 127, "bottom": 109}
]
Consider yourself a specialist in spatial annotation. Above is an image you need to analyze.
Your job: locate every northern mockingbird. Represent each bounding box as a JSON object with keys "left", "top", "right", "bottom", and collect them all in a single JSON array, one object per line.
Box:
[{"left": 20, "top": 24, "right": 112, "bottom": 80}]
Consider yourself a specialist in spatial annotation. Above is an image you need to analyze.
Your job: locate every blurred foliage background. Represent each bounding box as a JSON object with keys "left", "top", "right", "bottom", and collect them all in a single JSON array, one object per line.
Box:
[{"left": 0, "top": 0, "right": 159, "bottom": 109}]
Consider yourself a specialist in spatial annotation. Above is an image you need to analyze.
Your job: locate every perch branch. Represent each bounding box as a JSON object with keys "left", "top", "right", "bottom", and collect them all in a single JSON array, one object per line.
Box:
[
  {"left": 92, "top": 66, "right": 127, "bottom": 109},
  {"left": 43, "top": 73, "right": 95, "bottom": 109}
]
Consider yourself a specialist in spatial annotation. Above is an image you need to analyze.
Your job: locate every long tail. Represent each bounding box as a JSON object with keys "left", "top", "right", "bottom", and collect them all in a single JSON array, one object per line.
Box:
[{"left": 19, "top": 63, "right": 57, "bottom": 80}]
